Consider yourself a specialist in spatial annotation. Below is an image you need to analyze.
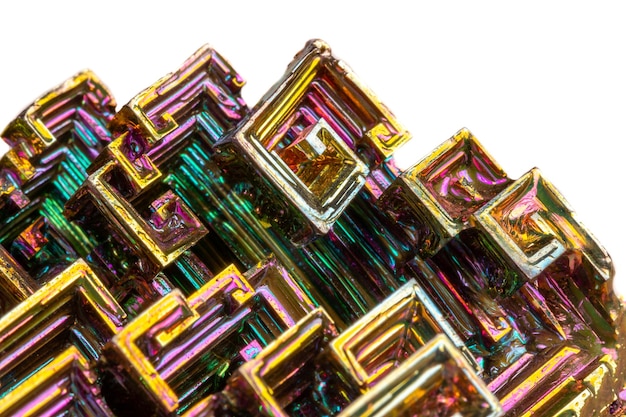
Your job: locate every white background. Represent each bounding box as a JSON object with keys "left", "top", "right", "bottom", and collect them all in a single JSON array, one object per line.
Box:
[{"left": 1, "top": 1, "right": 624, "bottom": 295}]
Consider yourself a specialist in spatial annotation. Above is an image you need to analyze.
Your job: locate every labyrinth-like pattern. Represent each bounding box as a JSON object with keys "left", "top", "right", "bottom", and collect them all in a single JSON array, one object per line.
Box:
[{"left": 0, "top": 39, "right": 623, "bottom": 416}]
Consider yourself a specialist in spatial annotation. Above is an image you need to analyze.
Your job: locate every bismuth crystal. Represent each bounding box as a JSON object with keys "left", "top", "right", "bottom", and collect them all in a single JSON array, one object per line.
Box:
[{"left": 0, "top": 39, "right": 623, "bottom": 416}]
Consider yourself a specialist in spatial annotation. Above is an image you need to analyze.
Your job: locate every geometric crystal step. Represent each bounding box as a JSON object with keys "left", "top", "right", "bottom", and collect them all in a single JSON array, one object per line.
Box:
[
  {"left": 0, "top": 71, "right": 116, "bottom": 295},
  {"left": 186, "top": 281, "right": 500, "bottom": 416},
  {"left": 0, "top": 259, "right": 126, "bottom": 416},
  {"left": 215, "top": 40, "right": 410, "bottom": 246},
  {"left": 337, "top": 334, "right": 503, "bottom": 417},
  {"left": 101, "top": 260, "right": 315, "bottom": 415},
  {"left": 380, "top": 128, "right": 512, "bottom": 256}
]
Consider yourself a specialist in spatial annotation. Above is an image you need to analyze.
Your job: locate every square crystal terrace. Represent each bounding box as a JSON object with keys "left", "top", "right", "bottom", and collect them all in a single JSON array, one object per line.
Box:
[{"left": 217, "top": 40, "right": 409, "bottom": 245}]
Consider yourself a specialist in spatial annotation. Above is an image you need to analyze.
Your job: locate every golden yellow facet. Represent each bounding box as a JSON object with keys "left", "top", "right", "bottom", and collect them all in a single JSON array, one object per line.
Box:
[
  {"left": 329, "top": 279, "right": 478, "bottom": 391},
  {"left": 76, "top": 160, "right": 206, "bottom": 267},
  {"left": 337, "top": 334, "right": 502, "bottom": 417},
  {"left": 0, "top": 346, "right": 94, "bottom": 416}
]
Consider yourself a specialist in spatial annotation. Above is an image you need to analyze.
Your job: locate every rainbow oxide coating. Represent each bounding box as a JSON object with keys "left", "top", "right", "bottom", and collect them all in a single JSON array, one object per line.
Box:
[{"left": 0, "top": 40, "right": 623, "bottom": 417}]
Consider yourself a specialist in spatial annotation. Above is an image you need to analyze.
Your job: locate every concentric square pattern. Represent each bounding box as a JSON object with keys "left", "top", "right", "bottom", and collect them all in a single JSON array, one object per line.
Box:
[{"left": 0, "top": 40, "right": 622, "bottom": 417}]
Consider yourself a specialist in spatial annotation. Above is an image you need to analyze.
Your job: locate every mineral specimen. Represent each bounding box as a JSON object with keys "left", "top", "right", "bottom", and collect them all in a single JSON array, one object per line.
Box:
[{"left": 0, "top": 39, "right": 623, "bottom": 416}]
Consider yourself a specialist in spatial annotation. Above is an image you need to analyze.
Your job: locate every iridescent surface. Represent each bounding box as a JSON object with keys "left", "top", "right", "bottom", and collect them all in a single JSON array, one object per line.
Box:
[
  {"left": 0, "top": 71, "right": 115, "bottom": 311},
  {"left": 0, "top": 40, "right": 623, "bottom": 416}
]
